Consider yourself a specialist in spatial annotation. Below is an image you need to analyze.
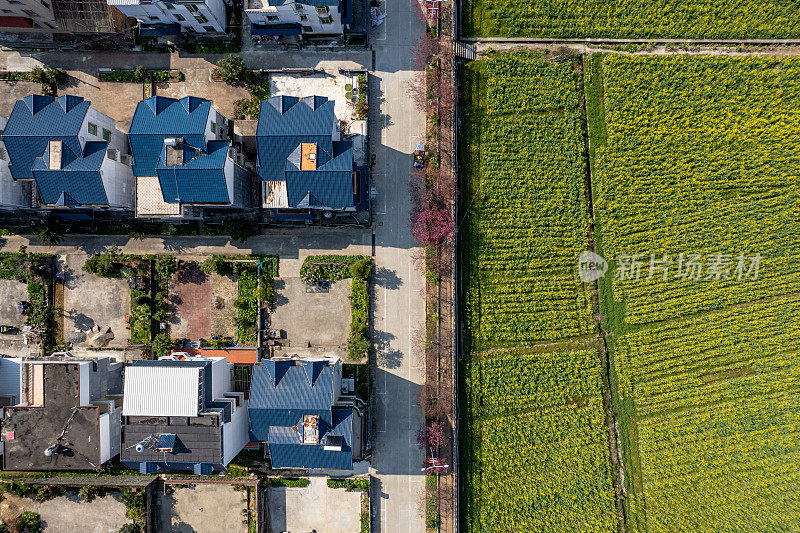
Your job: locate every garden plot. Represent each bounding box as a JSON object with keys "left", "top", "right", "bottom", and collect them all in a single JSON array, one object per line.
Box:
[{"left": 168, "top": 261, "right": 238, "bottom": 341}]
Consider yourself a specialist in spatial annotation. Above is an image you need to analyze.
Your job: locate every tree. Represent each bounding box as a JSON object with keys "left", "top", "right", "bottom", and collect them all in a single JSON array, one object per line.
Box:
[
  {"left": 119, "top": 524, "right": 142, "bottom": 533},
  {"left": 348, "top": 258, "right": 373, "bottom": 280},
  {"left": 213, "top": 55, "right": 250, "bottom": 86},
  {"left": 155, "top": 255, "right": 177, "bottom": 280},
  {"left": 410, "top": 204, "right": 454, "bottom": 246},
  {"left": 34, "top": 218, "right": 63, "bottom": 246},
  {"left": 416, "top": 422, "right": 446, "bottom": 450},
  {"left": 151, "top": 332, "right": 172, "bottom": 359}
]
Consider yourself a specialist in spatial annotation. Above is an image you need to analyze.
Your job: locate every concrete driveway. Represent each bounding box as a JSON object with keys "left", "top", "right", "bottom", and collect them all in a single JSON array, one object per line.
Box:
[
  {"left": 268, "top": 476, "right": 361, "bottom": 533},
  {"left": 0, "top": 491, "right": 132, "bottom": 533},
  {"left": 0, "top": 80, "right": 43, "bottom": 117},
  {"left": 38, "top": 492, "right": 131, "bottom": 533},
  {"left": 61, "top": 254, "right": 131, "bottom": 348},
  {"left": 61, "top": 71, "right": 144, "bottom": 132}
]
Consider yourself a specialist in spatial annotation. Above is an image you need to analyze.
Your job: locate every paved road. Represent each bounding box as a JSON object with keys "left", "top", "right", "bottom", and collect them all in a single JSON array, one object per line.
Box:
[{"left": 371, "top": 1, "right": 427, "bottom": 532}]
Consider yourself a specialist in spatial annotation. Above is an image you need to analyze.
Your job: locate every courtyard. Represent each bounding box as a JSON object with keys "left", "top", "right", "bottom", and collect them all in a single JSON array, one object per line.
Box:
[
  {"left": 60, "top": 254, "right": 130, "bottom": 348},
  {"left": 267, "top": 476, "right": 362, "bottom": 533},
  {"left": 270, "top": 277, "right": 351, "bottom": 356}
]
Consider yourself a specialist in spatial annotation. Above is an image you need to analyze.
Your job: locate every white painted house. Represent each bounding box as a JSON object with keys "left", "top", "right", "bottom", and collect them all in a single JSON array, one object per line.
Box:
[
  {"left": 247, "top": 0, "right": 351, "bottom": 38},
  {"left": 108, "top": 0, "right": 227, "bottom": 34},
  {"left": 3, "top": 95, "right": 135, "bottom": 210}
]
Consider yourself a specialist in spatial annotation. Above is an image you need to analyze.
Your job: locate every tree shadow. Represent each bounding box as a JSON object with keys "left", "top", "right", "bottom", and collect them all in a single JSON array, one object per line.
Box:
[
  {"left": 273, "top": 278, "right": 289, "bottom": 307},
  {"left": 176, "top": 262, "right": 207, "bottom": 285},
  {"left": 373, "top": 267, "right": 402, "bottom": 290},
  {"left": 63, "top": 308, "right": 95, "bottom": 331},
  {"left": 373, "top": 329, "right": 401, "bottom": 369}
]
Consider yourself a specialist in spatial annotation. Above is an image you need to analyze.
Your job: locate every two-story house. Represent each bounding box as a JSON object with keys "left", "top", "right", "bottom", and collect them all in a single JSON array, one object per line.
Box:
[
  {"left": 248, "top": 357, "right": 362, "bottom": 470},
  {"left": 108, "top": 0, "right": 228, "bottom": 35},
  {"left": 256, "top": 95, "right": 366, "bottom": 219},
  {"left": 120, "top": 358, "right": 249, "bottom": 474},
  {"left": 246, "top": 0, "right": 351, "bottom": 38},
  {"left": 0, "top": 357, "right": 124, "bottom": 471},
  {"left": 2, "top": 94, "right": 134, "bottom": 210},
  {"left": 128, "top": 95, "right": 251, "bottom": 218}
]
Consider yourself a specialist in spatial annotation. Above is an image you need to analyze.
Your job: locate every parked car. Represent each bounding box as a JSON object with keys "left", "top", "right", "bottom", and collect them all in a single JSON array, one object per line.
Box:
[{"left": 413, "top": 142, "right": 426, "bottom": 169}]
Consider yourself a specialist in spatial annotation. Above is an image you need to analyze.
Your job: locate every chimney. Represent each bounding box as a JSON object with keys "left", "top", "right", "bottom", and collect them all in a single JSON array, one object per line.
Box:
[{"left": 48, "top": 140, "right": 62, "bottom": 170}]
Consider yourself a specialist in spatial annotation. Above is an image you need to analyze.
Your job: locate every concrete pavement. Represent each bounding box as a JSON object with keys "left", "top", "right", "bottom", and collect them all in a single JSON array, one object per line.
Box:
[{"left": 370, "top": 1, "right": 428, "bottom": 532}]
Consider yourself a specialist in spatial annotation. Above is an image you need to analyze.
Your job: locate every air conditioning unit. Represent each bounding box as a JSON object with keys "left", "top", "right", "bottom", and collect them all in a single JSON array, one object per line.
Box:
[{"left": 106, "top": 149, "right": 119, "bottom": 161}]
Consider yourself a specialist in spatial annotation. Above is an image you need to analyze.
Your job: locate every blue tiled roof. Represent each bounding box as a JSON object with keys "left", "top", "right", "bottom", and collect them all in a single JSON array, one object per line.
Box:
[
  {"left": 248, "top": 359, "right": 338, "bottom": 437},
  {"left": 268, "top": 408, "right": 353, "bottom": 470},
  {"left": 256, "top": 95, "right": 355, "bottom": 210},
  {"left": 129, "top": 96, "right": 212, "bottom": 177},
  {"left": 155, "top": 140, "right": 230, "bottom": 203},
  {"left": 4, "top": 95, "right": 114, "bottom": 206},
  {"left": 4, "top": 95, "right": 89, "bottom": 182}
]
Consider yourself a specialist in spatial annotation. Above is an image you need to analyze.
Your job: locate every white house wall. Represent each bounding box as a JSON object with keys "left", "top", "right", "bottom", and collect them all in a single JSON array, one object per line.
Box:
[
  {"left": 205, "top": 106, "right": 226, "bottom": 143},
  {"left": 81, "top": 108, "right": 127, "bottom": 154},
  {"left": 246, "top": 0, "right": 343, "bottom": 34},
  {"left": 0, "top": 0, "right": 57, "bottom": 30},
  {"left": 0, "top": 155, "right": 31, "bottom": 209},
  {"left": 210, "top": 358, "right": 230, "bottom": 400},
  {"left": 99, "top": 405, "right": 122, "bottom": 463},
  {"left": 224, "top": 152, "right": 235, "bottom": 206},
  {"left": 221, "top": 399, "right": 248, "bottom": 465},
  {"left": 109, "top": 0, "right": 226, "bottom": 32},
  {"left": 100, "top": 155, "right": 135, "bottom": 209},
  {"left": 79, "top": 362, "right": 90, "bottom": 406}
]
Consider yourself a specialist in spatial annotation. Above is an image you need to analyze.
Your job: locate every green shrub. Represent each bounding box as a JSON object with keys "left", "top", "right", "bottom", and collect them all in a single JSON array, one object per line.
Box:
[
  {"left": 225, "top": 465, "right": 249, "bottom": 477},
  {"left": 233, "top": 96, "right": 261, "bottom": 120},
  {"left": 155, "top": 255, "right": 177, "bottom": 280},
  {"left": 265, "top": 477, "right": 309, "bottom": 487},
  {"left": 78, "top": 486, "right": 105, "bottom": 502},
  {"left": 327, "top": 478, "right": 370, "bottom": 491},
  {"left": 151, "top": 332, "right": 172, "bottom": 359},
  {"left": 16, "top": 511, "right": 41, "bottom": 533},
  {"left": 348, "top": 258, "right": 373, "bottom": 280},
  {"left": 347, "top": 278, "right": 370, "bottom": 361},
  {"left": 213, "top": 55, "right": 250, "bottom": 85},
  {"left": 300, "top": 255, "right": 371, "bottom": 282},
  {"left": 118, "top": 524, "right": 142, "bottom": 533},
  {"left": 201, "top": 256, "right": 226, "bottom": 276},
  {"left": 121, "top": 489, "right": 145, "bottom": 524},
  {"left": 83, "top": 247, "right": 123, "bottom": 278}
]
